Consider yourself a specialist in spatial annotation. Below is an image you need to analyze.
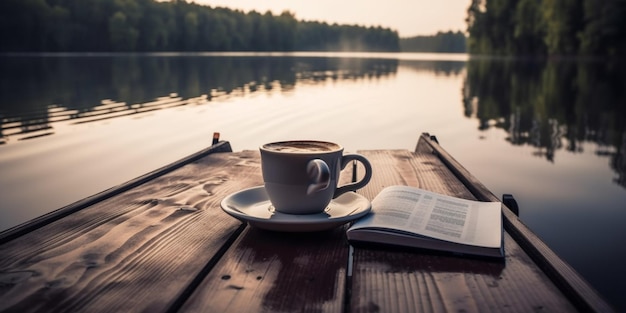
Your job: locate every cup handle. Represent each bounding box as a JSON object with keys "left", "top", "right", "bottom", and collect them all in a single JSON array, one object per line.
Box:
[
  {"left": 334, "top": 154, "right": 372, "bottom": 198},
  {"left": 306, "top": 159, "right": 331, "bottom": 195}
]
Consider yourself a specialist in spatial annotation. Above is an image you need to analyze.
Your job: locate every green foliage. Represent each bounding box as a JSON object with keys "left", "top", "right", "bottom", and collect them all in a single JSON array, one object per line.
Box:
[
  {"left": 466, "top": 0, "right": 626, "bottom": 56},
  {"left": 578, "top": 0, "right": 626, "bottom": 56},
  {"left": 109, "top": 11, "right": 139, "bottom": 50},
  {"left": 541, "top": 0, "right": 584, "bottom": 55},
  {"left": 0, "top": 0, "right": 399, "bottom": 52},
  {"left": 400, "top": 31, "right": 467, "bottom": 53},
  {"left": 295, "top": 21, "right": 399, "bottom": 52},
  {"left": 512, "top": 0, "right": 545, "bottom": 54}
]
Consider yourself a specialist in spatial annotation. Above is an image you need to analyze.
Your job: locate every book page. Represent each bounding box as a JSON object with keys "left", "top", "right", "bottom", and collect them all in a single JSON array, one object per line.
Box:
[{"left": 350, "top": 186, "right": 501, "bottom": 248}]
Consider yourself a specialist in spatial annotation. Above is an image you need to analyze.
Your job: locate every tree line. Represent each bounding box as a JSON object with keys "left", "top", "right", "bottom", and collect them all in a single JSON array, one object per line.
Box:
[
  {"left": 0, "top": 0, "right": 400, "bottom": 52},
  {"left": 400, "top": 31, "right": 466, "bottom": 53},
  {"left": 466, "top": 0, "right": 626, "bottom": 56}
]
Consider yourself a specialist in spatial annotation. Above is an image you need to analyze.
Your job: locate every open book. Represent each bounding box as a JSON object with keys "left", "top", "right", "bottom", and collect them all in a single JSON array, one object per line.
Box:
[{"left": 347, "top": 185, "right": 504, "bottom": 258}]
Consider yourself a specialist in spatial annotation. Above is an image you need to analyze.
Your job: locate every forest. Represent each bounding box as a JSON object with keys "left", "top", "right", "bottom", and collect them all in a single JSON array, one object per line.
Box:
[
  {"left": 400, "top": 31, "right": 466, "bottom": 53},
  {"left": 0, "top": 0, "right": 400, "bottom": 52},
  {"left": 466, "top": 0, "right": 626, "bottom": 56}
]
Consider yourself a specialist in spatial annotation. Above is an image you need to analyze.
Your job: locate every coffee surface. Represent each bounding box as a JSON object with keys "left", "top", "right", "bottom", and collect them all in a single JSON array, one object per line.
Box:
[{"left": 263, "top": 141, "right": 339, "bottom": 153}]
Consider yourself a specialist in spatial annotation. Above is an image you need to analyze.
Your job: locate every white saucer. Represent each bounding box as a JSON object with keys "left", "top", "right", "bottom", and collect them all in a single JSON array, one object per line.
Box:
[{"left": 221, "top": 186, "right": 371, "bottom": 232}]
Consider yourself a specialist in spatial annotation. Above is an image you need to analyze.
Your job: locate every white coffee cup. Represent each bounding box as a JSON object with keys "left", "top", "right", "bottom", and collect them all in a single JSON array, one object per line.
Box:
[{"left": 260, "top": 140, "right": 372, "bottom": 214}]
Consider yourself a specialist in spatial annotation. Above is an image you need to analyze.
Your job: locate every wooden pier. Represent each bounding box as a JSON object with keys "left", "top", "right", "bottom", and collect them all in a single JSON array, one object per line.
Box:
[{"left": 0, "top": 133, "right": 614, "bottom": 312}]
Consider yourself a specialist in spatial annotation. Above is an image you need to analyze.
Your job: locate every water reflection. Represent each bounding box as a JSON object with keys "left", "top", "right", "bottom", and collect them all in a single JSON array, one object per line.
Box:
[
  {"left": 2, "top": 54, "right": 624, "bottom": 186},
  {"left": 0, "top": 55, "right": 399, "bottom": 143},
  {"left": 400, "top": 59, "right": 466, "bottom": 77},
  {"left": 0, "top": 53, "right": 624, "bottom": 311},
  {"left": 463, "top": 58, "right": 626, "bottom": 189}
]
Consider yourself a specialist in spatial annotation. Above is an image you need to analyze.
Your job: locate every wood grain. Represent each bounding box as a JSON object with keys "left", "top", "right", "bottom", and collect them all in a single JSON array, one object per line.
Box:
[
  {"left": 0, "top": 139, "right": 610, "bottom": 312},
  {"left": 0, "top": 140, "right": 233, "bottom": 244},
  {"left": 416, "top": 133, "right": 614, "bottom": 312},
  {"left": 0, "top": 150, "right": 262, "bottom": 312},
  {"left": 349, "top": 149, "right": 578, "bottom": 312},
  {"left": 180, "top": 227, "right": 349, "bottom": 313},
  {"left": 179, "top": 152, "right": 364, "bottom": 312}
]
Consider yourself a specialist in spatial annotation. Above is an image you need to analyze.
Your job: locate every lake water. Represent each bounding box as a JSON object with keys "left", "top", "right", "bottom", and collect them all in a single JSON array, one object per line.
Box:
[{"left": 1, "top": 52, "right": 625, "bottom": 310}]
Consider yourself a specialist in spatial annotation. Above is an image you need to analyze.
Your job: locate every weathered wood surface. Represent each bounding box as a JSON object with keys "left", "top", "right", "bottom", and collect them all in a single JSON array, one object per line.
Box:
[
  {"left": 349, "top": 149, "right": 577, "bottom": 312},
  {"left": 180, "top": 226, "right": 349, "bottom": 312},
  {"left": 0, "top": 141, "right": 234, "bottom": 244},
  {"left": 0, "top": 136, "right": 613, "bottom": 312},
  {"left": 0, "top": 149, "right": 261, "bottom": 312},
  {"left": 417, "top": 133, "right": 613, "bottom": 313}
]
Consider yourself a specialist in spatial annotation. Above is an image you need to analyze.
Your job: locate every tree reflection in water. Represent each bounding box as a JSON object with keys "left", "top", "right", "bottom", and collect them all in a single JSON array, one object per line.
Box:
[
  {"left": 463, "top": 58, "right": 626, "bottom": 189},
  {"left": 0, "top": 54, "right": 398, "bottom": 143}
]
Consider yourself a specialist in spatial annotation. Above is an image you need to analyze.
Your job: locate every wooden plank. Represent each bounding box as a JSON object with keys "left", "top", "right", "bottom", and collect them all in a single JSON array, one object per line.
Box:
[
  {"left": 0, "top": 150, "right": 262, "bottom": 312},
  {"left": 0, "top": 141, "right": 233, "bottom": 244},
  {"left": 349, "top": 149, "right": 578, "bottom": 312},
  {"left": 416, "top": 133, "right": 614, "bottom": 312},
  {"left": 180, "top": 226, "right": 349, "bottom": 313},
  {"left": 0, "top": 139, "right": 610, "bottom": 312},
  {"left": 180, "top": 154, "right": 358, "bottom": 312}
]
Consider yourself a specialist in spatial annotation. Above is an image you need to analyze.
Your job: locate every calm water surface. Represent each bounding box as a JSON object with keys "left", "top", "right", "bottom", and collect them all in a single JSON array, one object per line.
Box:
[{"left": 1, "top": 52, "right": 625, "bottom": 310}]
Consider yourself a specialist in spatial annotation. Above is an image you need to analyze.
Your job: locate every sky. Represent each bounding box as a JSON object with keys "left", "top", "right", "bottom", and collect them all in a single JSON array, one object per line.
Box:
[{"left": 190, "top": 0, "right": 471, "bottom": 38}]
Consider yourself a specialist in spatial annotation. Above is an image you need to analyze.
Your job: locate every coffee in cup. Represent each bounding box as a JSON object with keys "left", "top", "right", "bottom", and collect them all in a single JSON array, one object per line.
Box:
[{"left": 260, "top": 140, "right": 372, "bottom": 214}]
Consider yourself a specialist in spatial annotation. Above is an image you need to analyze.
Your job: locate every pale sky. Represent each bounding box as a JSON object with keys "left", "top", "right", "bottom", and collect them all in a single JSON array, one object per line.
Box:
[{"left": 190, "top": 0, "right": 471, "bottom": 38}]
